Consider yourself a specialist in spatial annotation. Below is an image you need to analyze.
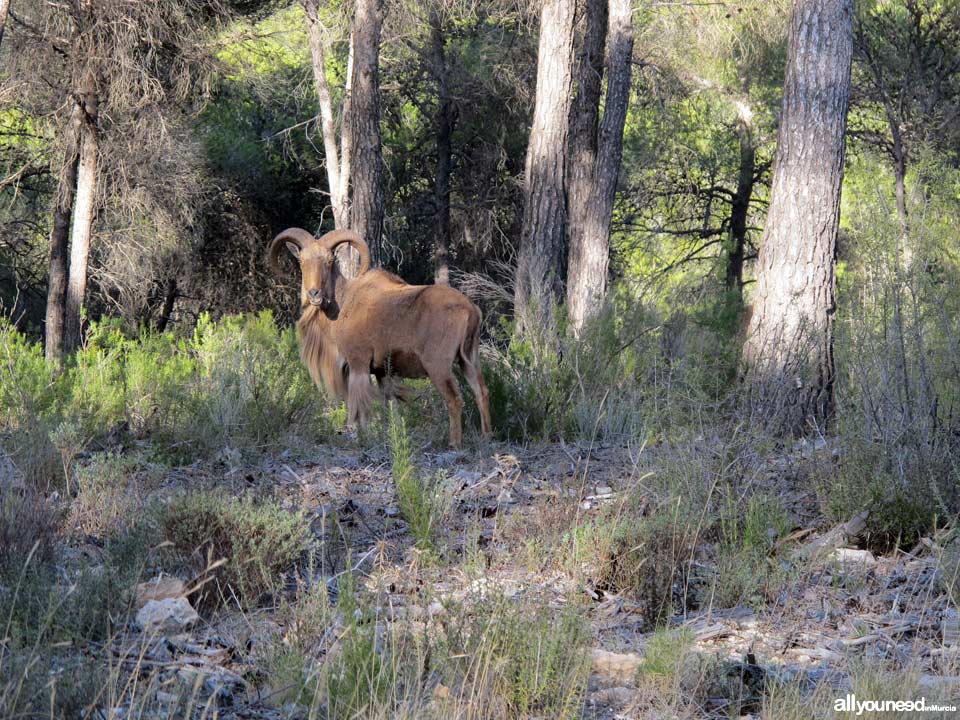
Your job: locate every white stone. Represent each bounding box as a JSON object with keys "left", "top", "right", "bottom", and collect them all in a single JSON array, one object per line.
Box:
[{"left": 136, "top": 597, "right": 199, "bottom": 634}]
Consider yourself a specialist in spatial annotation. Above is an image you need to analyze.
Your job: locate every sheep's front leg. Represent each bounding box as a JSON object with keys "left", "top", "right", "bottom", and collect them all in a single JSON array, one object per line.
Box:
[{"left": 346, "top": 366, "right": 377, "bottom": 428}]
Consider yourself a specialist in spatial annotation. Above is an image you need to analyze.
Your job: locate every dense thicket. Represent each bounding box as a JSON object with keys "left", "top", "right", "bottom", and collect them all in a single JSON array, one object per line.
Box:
[{"left": 0, "top": 0, "right": 957, "bottom": 446}]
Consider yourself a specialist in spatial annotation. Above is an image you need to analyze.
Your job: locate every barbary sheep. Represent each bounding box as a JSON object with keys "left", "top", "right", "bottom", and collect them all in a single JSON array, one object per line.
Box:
[{"left": 269, "top": 227, "right": 492, "bottom": 448}]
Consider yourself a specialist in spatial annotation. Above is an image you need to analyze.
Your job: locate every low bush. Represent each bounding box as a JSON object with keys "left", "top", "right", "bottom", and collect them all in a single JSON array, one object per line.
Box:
[
  {"left": 0, "top": 312, "right": 335, "bottom": 467},
  {"left": 158, "top": 491, "right": 311, "bottom": 610}
]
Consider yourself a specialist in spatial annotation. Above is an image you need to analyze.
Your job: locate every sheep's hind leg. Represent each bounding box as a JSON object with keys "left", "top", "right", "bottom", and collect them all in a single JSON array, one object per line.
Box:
[
  {"left": 461, "top": 360, "right": 492, "bottom": 439},
  {"left": 427, "top": 370, "right": 463, "bottom": 448}
]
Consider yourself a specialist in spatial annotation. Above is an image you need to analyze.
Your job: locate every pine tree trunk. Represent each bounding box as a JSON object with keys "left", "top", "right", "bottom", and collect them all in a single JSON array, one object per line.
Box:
[
  {"left": 566, "top": 0, "right": 606, "bottom": 329},
  {"left": 45, "top": 102, "right": 82, "bottom": 363},
  {"left": 64, "top": 73, "right": 99, "bottom": 353},
  {"left": 726, "top": 112, "right": 755, "bottom": 295},
  {"left": 742, "top": 0, "right": 853, "bottom": 435},
  {"left": 566, "top": 0, "right": 632, "bottom": 333},
  {"left": 303, "top": 0, "right": 347, "bottom": 229},
  {"left": 0, "top": 0, "right": 11, "bottom": 50},
  {"left": 156, "top": 277, "right": 177, "bottom": 332},
  {"left": 515, "top": 0, "right": 577, "bottom": 332},
  {"left": 431, "top": 12, "right": 454, "bottom": 285},
  {"left": 348, "top": 0, "right": 385, "bottom": 266}
]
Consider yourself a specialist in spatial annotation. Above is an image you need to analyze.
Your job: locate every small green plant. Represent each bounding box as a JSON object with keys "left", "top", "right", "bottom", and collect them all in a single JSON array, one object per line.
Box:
[
  {"left": 158, "top": 491, "right": 311, "bottom": 610},
  {"left": 640, "top": 627, "right": 695, "bottom": 679},
  {"left": 388, "top": 404, "right": 443, "bottom": 551},
  {"left": 595, "top": 507, "right": 697, "bottom": 628},
  {"left": 438, "top": 597, "right": 592, "bottom": 719}
]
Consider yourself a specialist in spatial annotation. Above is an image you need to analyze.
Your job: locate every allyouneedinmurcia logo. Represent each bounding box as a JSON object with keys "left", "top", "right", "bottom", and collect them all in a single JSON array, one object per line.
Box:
[{"left": 834, "top": 693, "right": 957, "bottom": 715}]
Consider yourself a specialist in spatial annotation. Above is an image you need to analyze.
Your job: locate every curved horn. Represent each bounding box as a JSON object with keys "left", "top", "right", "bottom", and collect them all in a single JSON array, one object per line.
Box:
[
  {"left": 319, "top": 229, "right": 371, "bottom": 276},
  {"left": 269, "top": 228, "right": 317, "bottom": 274}
]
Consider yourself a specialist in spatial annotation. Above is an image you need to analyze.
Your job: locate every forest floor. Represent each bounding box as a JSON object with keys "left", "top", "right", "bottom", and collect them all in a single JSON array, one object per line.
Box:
[{"left": 6, "top": 434, "right": 959, "bottom": 719}]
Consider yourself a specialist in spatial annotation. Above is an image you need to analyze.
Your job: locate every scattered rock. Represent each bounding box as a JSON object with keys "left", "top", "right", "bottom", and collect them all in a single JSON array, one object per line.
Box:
[
  {"left": 136, "top": 597, "right": 199, "bottom": 634},
  {"left": 136, "top": 576, "right": 187, "bottom": 605},
  {"left": 592, "top": 649, "right": 643, "bottom": 684},
  {"left": 829, "top": 548, "right": 878, "bottom": 566}
]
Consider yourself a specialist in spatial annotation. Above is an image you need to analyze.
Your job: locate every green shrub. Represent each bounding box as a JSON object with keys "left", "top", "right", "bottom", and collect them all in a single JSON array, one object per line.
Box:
[
  {"left": 438, "top": 598, "right": 592, "bottom": 719},
  {"left": 388, "top": 405, "right": 445, "bottom": 552},
  {"left": 158, "top": 491, "right": 311, "bottom": 610},
  {"left": 0, "top": 311, "right": 334, "bottom": 465},
  {"left": 594, "top": 509, "right": 697, "bottom": 628}
]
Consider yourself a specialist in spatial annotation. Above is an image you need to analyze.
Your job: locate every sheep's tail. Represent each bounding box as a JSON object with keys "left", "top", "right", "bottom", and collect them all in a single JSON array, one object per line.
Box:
[{"left": 458, "top": 305, "right": 483, "bottom": 369}]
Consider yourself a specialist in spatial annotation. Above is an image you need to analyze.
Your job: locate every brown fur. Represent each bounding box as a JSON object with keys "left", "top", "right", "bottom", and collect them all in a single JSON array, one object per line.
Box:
[{"left": 270, "top": 228, "right": 492, "bottom": 448}]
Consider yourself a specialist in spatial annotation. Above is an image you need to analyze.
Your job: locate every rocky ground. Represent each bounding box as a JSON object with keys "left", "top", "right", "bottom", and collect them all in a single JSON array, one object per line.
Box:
[{"left": 11, "top": 436, "right": 950, "bottom": 719}]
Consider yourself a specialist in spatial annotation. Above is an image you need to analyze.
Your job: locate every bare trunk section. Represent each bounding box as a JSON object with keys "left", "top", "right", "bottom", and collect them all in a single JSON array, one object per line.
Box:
[
  {"left": 348, "top": 0, "right": 385, "bottom": 266},
  {"left": 431, "top": 12, "right": 454, "bottom": 285},
  {"left": 156, "top": 277, "right": 177, "bottom": 332},
  {"left": 742, "top": 0, "right": 853, "bottom": 435},
  {"left": 64, "top": 72, "right": 99, "bottom": 353},
  {"left": 0, "top": 0, "right": 11, "bottom": 50},
  {"left": 726, "top": 109, "right": 755, "bottom": 295},
  {"left": 566, "top": 0, "right": 606, "bottom": 328},
  {"left": 566, "top": 0, "right": 633, "bottom": 333},
  {"left": 515, "top": 0, "right": 577, "bottom": 332},
  {"left": 45, "top": 102, "right": 82, "bottom": 363},
  {"left": 303, "top": 0, "right": 348, "bottom": 229}
]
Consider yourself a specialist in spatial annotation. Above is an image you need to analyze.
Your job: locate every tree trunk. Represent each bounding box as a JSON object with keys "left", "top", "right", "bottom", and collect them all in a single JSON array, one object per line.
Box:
[
  {"left": 726, "top": 109, "right": 755, "bottom": 295},
  {"left": 45, "top": 102, "right": 82, "bottom": 363},
  {"left": 0, "top": 0, "right": 11, "bottom": 51},
  {"left": 514, "top": 0, "right": 577, "bottom": 332},
  {"left": 348, "top": 0, "right": 385, "bottom": 266},
  {"left": 566, "top": 0, "right": 606, "bottom": 329},
  {"left": 431, "top": 11, "right": 454, "bottom": 285},
  {"left": 566, "top": 0, "right": 632, "bottom": 333},
  {"left": 64, "top": 72, "right": 99, "bottom": 353},
  {"left": 303, "top": 0, "right": 350, "bottom": 229},
  {"left": 742, "top": 0, "right": 853, "bottom": 435},
  {"left": 156, "top": 276, "right": 177, "bottom": 332}
]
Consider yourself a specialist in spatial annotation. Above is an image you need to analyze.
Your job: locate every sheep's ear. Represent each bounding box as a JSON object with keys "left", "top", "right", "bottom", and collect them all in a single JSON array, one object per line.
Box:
[{"left": 285, "top": 242, "right": 300, "bottom": 259}]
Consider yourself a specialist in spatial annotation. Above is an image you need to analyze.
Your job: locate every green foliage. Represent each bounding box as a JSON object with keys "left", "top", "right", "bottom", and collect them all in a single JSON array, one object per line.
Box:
[
  {"left": 595, "top": 509, "right": 697, "bottom": 628},
  {"left": 437, "top": 598, "right": 592, "bottom": 719},
  {"left": 639, "top": 627, "right": 695, "bottom": 679},
  {"left": 388, "top": 404, "right": 440, "bottom": 552},
  {"left": 0, "top": 312, "right": 332, "bottom": 470},
  {"left": 712, "top": 491, "right": 792, "bottom": 608},
  {"left": 158, "top": 491, "right": 310, "bottom": 610}
]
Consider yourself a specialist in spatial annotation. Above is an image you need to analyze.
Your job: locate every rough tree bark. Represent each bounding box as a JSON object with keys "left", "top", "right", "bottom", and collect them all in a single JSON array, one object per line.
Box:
[
  {"left": 303, "top": 0, "right": 345, "bottom": 228},
  {"left": 64, "top": 70, "right": 99, "bottom": 352},
  {"left": 44, "top": 101, "right": 82, "bottom": 363},
  {"left": 0, "top": 0, "right": 11, "bottom": 50},
  {"left": 742, "top": 0, "right": 853, "bottom": 435},
  {"left": 348, "top": 0, "right": 385, "bottom": 266},
  {"left": 156, "top": 277, "right": 177, "bottom": 332},
  {"left": 430, "top": 10, "right": 454, "bottom": 285},
  {"left": 566, "top": 0, "right": 633, "bottom": 333},
  {"left": 725, "top": 104, "right": 755, "bottom": 295},
  {"left": 514, "top": 0, "right": 577, "bottom": 331}
]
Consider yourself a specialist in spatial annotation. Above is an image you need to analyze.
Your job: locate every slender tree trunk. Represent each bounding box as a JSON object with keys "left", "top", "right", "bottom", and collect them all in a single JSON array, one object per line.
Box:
[
  {"left": 45, "top": 102, "right": 82, "bottom": 363},
  {"left": 303, "top": 0, "right": 349, "bottom": 229},
  {"left": 64, "top": 71, "right": 99, "bottom": 353},
  {"left": 348, "top": 0, "right": 385, "bottom": 265},
  {"left": 431, "top": 11, "right": 454, "bottom": 285},
  {"left": 566, "top": 0, "right": 606, "bottom": 328},
  {"left": 515, "top": 0, "right": 577, "bottom": 332},
  {"left": 156, "top": 277, "right": 177, "bottom": 332},
  {"left": 888, "top": 121, "right": 911, "bottom": 267},
  {"left": 742, "top": 0, "right": 853, "bottom": 435},
  {"left": 566, "top": 0, "right": 632, "bottom": 333},
  {"left": 726, "top": 110, "right": 755, "bottom": 295},
  {"left": 0, "top": 0, "right": 11, "bottom": 50}
]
